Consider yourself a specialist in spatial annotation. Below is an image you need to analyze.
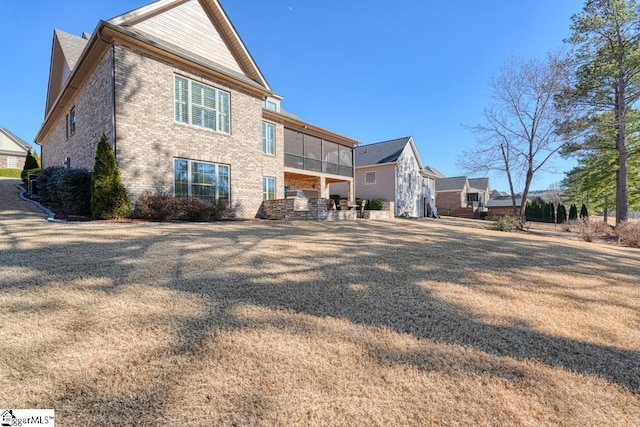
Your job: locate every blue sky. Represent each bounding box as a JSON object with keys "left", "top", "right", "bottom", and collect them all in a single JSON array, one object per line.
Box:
[{"left": 1, "top": 0, "right": 584, "bottom": 191}]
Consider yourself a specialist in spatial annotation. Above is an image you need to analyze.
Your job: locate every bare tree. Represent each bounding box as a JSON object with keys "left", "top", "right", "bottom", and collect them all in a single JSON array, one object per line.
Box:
[{"left": 458, "top": 53, "right": 569, "bottom": 221}]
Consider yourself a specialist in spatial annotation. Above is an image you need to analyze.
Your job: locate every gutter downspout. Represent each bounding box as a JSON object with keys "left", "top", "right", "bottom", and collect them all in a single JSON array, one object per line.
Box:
[{"left": 97, "top": 30, "right": 117, "bottom": 156}]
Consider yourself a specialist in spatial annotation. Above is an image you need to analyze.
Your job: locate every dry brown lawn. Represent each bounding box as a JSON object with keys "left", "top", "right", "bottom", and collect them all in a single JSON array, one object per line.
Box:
[{"left": 1, "top": 191, "right": 639, "bottom": 425}]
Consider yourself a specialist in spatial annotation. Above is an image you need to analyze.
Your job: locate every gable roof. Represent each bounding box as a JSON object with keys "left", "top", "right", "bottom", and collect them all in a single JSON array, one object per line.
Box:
[
  {"left": 468, "top": 177, "right": 490, "bottom": 191},
  {"left": 436, "top": 176, "right": 468, "bottom": 192},
  {"left": 0, "top": 128, "right": 31, "bottom": 152},
  {"left": 45, "top": 30, "right": 90, "bottom": 114},
  {"left": 423, "top": 165, "right": 446, "bottom": 179},
  {"left": 38, "top": 0, "right": 276, "bottom": 143},
  {"left": 107, "top": 0, "right": 270, "bottom": 91},
  {"left": 355, "top": 137, "right": 413, "bottom": 167}
]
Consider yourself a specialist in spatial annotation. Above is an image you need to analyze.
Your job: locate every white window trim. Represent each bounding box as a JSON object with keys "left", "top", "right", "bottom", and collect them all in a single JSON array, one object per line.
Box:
[
  {"left": 174, "top": 75, "right": 231, "bottom": 134},
  {"left": 365, "top": 171, "right": 376, "bottom": 185},
  {"left": 263, "top": 176, "right": 276, "bottom": 200},
  {"left": 262, "top": 122, "right": 275, "bottom": 155},
  {"left": 174, "top": 158, "right": 231, "bottom": 201}
]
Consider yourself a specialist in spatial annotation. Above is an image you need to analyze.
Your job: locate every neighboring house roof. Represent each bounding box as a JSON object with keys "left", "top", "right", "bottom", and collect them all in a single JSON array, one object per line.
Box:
[
  {"left": 355, "top": 137, "right": 410, "bottom": 167},
  {"left": 423, "top": 165, "right": 446, "bottom": 179},
  {"left": 0, "top": 128, "right": 31, "bottom": 152},
  {"left": 490, "top": 189, "right": 509, "bottom": 198},
  {"left": 436, "top": 176, "right": 468, "bottom": 192},
  {"left": 486, "top": 195, "right": 527, "bottom": 208},
  {"left": 468, "top": 177, "right": 489, "bottom": 191}
]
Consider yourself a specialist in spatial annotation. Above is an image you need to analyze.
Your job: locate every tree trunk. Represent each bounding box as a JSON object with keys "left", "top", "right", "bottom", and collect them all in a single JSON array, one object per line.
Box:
[{"left": 616, "top": 79, "right": 628, "bottom": 225}]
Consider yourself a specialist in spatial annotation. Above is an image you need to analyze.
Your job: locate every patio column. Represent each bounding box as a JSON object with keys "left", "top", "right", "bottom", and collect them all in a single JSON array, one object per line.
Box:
[
  {"left": 349, "top": 179, "right": 355, "bottom": 202},
  {"left": 320, "top": 176, "right": 328, "bottom": 198}
]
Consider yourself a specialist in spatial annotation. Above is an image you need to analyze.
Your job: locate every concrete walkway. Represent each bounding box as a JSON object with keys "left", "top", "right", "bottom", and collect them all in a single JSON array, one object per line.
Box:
[{"left": 0, "top": 177, "right": 49, "bottom": 220}]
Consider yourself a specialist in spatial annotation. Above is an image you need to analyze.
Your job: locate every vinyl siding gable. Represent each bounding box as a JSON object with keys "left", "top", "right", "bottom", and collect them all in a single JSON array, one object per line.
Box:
[{"left": 130, "top": 0, "right": 244, "bottom": 75}]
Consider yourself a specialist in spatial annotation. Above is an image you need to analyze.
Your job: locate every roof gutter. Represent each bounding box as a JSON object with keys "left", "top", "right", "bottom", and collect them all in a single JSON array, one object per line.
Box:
[{"left": 96, "top": 29, "right": 117, "bottom": 156}]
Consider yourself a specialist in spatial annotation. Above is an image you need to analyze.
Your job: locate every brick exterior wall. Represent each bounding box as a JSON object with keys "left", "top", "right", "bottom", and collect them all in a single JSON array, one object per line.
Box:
[
  {"left": 0, "top": 154, "right": 26, "bottom": 169},
  {"left": 113, "top": 43, "right": 284, "bottom": 218},
  {"left": 436, "top": 191, "right": 463, "bottom": 215},
  {"left": 41, "top": 50, "right": 114, "bottom": 170}
]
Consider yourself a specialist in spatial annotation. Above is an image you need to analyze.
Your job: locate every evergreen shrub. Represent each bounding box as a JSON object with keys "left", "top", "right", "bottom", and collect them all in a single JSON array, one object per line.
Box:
[{"left": 91, "top": 135, "right": 131, "bottom": 219}]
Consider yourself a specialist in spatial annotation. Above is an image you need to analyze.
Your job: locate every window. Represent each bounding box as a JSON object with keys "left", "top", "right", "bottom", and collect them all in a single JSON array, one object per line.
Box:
[
  {"left": 7, "top": 156, "right": 17, "bottom": 168},
  {"left": 174, "top": 75, "right": 230, "bottom": 134},
  {"left": 174, "top": 158, "right": 230, "bottom": 201},
  {"left": 365, "top": 171, "right": 376, "bottom": 185},
  {"left": 263, "top": 100, "right": 278, "bottom": 111},
  {"left": 262, "top": 122, "right": 275, "bottom": 155},
  {"left": 263, "top": 176, "right": 276, "bottom": 200},
  {"left": 65, "top": 114, "right": 69, "bottom": 139},
  {"left": 69, "top": 107, "right": 76, "bottom": 135}
]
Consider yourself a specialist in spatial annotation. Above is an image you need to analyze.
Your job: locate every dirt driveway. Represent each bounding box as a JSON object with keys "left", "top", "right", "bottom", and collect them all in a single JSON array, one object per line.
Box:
[{"left": 1, "top": 181, "right": 639, "bottom": 425}]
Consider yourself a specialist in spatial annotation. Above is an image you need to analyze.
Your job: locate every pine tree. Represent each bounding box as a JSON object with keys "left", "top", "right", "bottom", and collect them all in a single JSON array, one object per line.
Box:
[{"left": 90, "top": 134, "right": 131, "bottom": 219}]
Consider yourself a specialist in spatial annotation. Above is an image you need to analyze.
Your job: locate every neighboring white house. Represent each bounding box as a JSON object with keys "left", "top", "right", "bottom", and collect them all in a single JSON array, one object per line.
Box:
[
  {"left": 0, "top": 128, "right": 32, "bottom": 169},
  {"left": 354, "top": 137, "right": 429, "bottom": 217}
]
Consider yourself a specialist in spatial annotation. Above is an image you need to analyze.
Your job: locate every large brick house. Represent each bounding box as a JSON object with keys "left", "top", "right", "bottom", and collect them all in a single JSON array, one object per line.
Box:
[{"left": 35, "top": 0, "right": 357, "bottom": 218}]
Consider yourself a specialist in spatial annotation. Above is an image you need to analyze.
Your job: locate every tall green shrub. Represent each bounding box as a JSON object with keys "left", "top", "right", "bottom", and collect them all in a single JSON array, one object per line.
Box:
[
  {"left": 580, "top": 203, "right": 589, "bottom": 219},
  {"left": 37, "top": 166, "right": 67, "bottom": 202},
  {"left": 21, "top": 150, "right": 40, "bottom": 183},
  {"left": 557, "top": 204, "right": 567, "bottom": 224},
  {"left": 569, "top": 204, "right": 578, "bottom": 221},
  {"left": 61, "top": 169, "right": 92, "bottom": 215},
  {"left": 90, "top": 134, "right": 131, "bottom": 219}
]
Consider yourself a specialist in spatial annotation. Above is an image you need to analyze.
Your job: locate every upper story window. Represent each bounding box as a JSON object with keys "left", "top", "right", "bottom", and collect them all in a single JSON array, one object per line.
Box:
[
  {"left": 69, "top": 107, "right": 76, "bottom": 135},
  {"left": 262, "top": 97, "right": 279, "bottom": 112},
  {"left": 174, "top": 75, "right": 230, "bottom": 134},
  {"left": 365, "top": 171, "right": 376, "bottom": 185},
  {"left": 262, "top": 122, "right": 275, "bottom": 155}
]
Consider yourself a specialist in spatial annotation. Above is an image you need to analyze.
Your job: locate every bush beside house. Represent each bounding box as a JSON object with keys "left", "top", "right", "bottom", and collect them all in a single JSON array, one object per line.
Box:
[{"left": 90, "top": 135, "right": 131, "bottom": 220}]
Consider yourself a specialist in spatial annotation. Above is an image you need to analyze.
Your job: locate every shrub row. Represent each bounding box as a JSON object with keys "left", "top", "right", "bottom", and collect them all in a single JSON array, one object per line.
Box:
[
  {"left": 526, "top": 198, "right": 589, "bottom": 224},
  {"left": 0, "top": 168, "right": 22, "bottom": 178},
  {"left": 132, "top": 192, "right": 229, "bottom": 222},
  {"left": 37, "top": 166, "right": 92, "bottom": 215}
]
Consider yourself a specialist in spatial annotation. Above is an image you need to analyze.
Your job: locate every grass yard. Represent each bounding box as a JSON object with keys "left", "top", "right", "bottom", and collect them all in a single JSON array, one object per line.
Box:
[{"left": 1, "top": 207, "right": 639, "bottom": 425}]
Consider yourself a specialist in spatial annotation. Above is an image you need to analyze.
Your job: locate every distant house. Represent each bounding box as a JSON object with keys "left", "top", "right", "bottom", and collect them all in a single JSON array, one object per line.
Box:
[
  {"left": 436, "top": 175, "right": 490, "bottom": 218},
  {"left": 35, "top": 0, "right": 357, "bottom": 219},
  {"left": 468, "top": 177, "right": 490, "bottom": 210},
  {"left": 0, "top": 128, "right": 32, "bottom": 169},
  {"left": 486, "top": 194, "right": 528, "bottom": 217},
  {"left": 354, "top": 137, "right": 428, "bottom": 217}
]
